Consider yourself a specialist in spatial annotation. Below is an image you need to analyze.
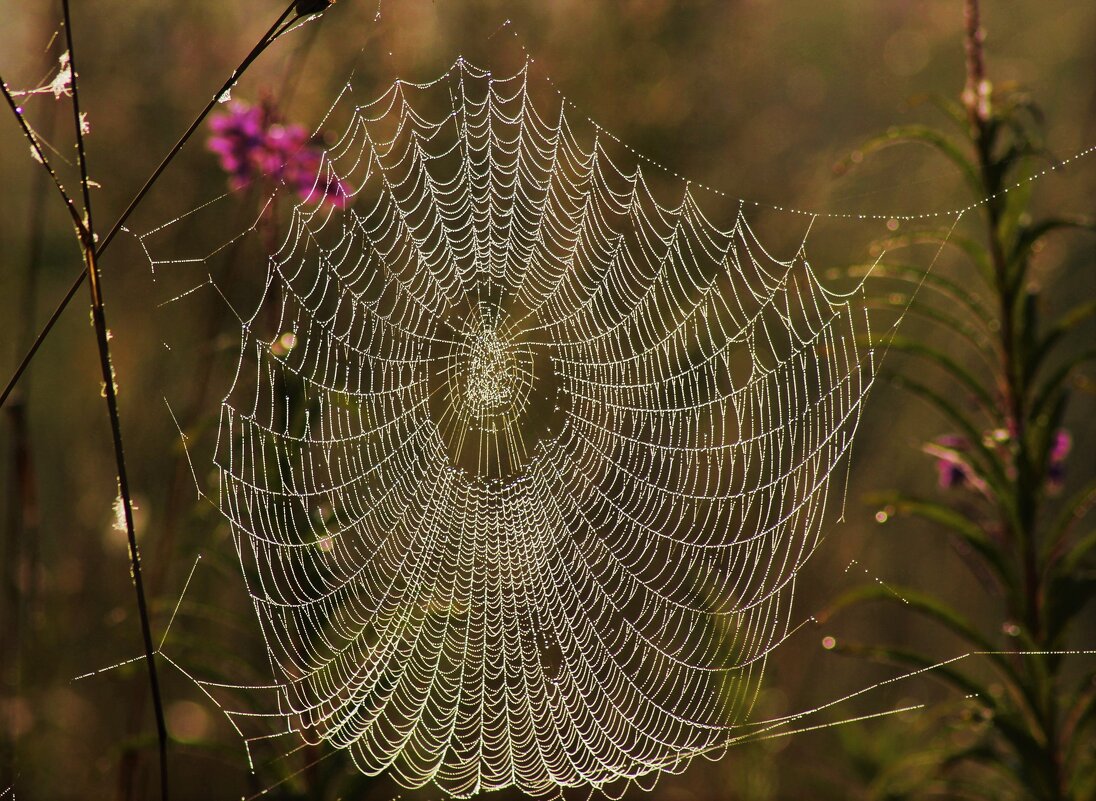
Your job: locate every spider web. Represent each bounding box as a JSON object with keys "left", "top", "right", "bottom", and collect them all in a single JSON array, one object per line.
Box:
[{"left": 138, "top": 56, "right": 882, "bottom": 797}]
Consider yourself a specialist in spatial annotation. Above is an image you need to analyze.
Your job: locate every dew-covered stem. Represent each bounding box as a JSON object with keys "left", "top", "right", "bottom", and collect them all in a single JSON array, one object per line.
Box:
[{"left": 60, "top": 1, "right": 170, "bottom": 797}]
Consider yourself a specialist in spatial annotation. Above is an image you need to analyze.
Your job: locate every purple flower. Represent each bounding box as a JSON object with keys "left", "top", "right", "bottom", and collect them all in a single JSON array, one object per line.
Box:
[
  {"left": 207, "top": 99, "right": 347, "bottom": 208},
  {"left": 925, "top": 435, "right": 982, "bottom": 492},
  {"left": 1047, "top": 429, "right": 1071, "bottom": 494}
]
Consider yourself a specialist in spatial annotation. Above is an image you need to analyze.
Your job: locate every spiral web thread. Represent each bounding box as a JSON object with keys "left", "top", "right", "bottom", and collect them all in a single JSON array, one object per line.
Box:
[{"left": 140, "top": 57, "right": 878, "bottom": 797}]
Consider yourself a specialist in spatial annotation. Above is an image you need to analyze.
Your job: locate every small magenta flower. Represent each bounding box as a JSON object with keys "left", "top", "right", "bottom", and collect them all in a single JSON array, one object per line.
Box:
[
  {"left": 207, "top": 98, "right": 347, "bottom": 208},
  {"left": 924, "top": 434, "right": 984, "bottom": 492},
  {"left": 1047, "top": 429, "right": 1071, "bottom": 494}
]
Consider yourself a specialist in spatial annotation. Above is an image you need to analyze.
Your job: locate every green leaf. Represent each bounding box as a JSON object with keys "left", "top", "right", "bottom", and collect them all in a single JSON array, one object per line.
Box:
[
  {"left": 824, "top": 584, "right": 1002, "bottom": 658},
  {"left": 1012, "top": 216, "right": 1096, "bottom": 270},
  {"left": 865, "top": 298, "right": 992, "bottom": 363},
  {"left": 937, "top": 745, "right": 1020, "bottom": 795},
  {"left": 1063, "top": 667, "right": 1096, "bottom": 769},
  {"left": 997, "top": 161, "right": 1038, "bottom": 260},
  {"left": 1045, "top": 570, "right": 1096, "bottom": 643},
  {"left": 903, "top": 92, "right": 971, "bottom": 132},
  {"left": 851, "top": 125, "right": 983, "bottom": 199},
  {"left": 1030, "top": 388, "right": 1069, "bottom": 489},
  {"left": 844, "top": 260, "right": 994, "bottom": 326},
  {"left": 831, "top": 641, "right": 994, "bottom": 706},
  {"left": 990, "top": 710, "right": 1062, "bottom": 799},
  {"left": 824, "top": 585, "right": 1050, "bottom": 733},
  {"left": 1060, "top": 523, "right": 1096, "bottom": 574},
  {"left": 894, "top": 376, "right": 1011, "bottom": 502},
  {"left": 867, "top": 492, "right": 1014, "bottom": 589},
  {"left": 1029, "top": 299, "right": 1096, "bottom": 379},
  {"left": 996, "top": 90, "right": 1046, "bottom": 134},
  {"left": 829, "top": 638, "right": 1045, "bottom": 783},
  {"left": 876, "top": 230, "right": 999, "bottom": 277},
  {"left": 886, "top": 337, "right": 998, "bottom": 413},
  {"left": 872, "top": 230, "right": 994, "bottom": 287},
  {"left": 1029, "top": 348, "right": 1096, "bottom": 422},
  {"left": 1019, "top": 291, "right": 1039, "bottom": 382}
]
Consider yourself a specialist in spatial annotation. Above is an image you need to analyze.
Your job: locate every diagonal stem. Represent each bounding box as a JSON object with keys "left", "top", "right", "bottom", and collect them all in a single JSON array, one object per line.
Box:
[
  {"left": 0, "top": 0, "right": 304, "bottom": 411},
  {"left": 94, "top": 2, "right": 301, "bottom": 259},
  {"left": 0, "top": 79, "right": 88, "bottom": 241}
]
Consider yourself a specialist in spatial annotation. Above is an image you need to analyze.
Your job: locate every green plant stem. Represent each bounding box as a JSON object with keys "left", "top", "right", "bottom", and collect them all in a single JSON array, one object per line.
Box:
[
  {"left": 61, "top": 2, "right": 169, "bottom": 797},
  {"left": 0, "top": 79, "right": 89, "bottom": 241},
  {"left": 964, "top": 2, "right": 1063, "bottom": 797}
]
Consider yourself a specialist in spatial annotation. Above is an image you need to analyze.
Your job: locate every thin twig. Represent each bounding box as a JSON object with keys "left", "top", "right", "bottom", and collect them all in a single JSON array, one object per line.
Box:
[
  {"left": 95, "top": 2, "right": 302, "bottom": 258},
  {"left": 0, "top": 79, "right": 87, "bottom": 241},
  {"left": 0, "top": 1, "right": 305, "bottom": 411},
  {"left": 60, "top": 1, "right": 169, "bottom": 797}
]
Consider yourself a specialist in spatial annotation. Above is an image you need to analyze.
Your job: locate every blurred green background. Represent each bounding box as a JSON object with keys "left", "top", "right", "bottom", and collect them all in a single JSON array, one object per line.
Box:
[{"left": 1, "top": 1, "right": 1093, "bottom": 799}]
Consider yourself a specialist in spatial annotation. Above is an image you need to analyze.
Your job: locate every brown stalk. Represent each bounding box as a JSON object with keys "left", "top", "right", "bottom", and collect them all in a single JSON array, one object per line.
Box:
[{"left": 60, "top": 2, "right": 171, "bottom": 797}]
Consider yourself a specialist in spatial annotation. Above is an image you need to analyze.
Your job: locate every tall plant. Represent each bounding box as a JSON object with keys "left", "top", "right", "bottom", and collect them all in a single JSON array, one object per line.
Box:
[
  {"left": 825, "top": 2, "right": 1095, "bottom": 799},
  {"left": 0, "top": 3, "right": 337, "bottom": 798}
]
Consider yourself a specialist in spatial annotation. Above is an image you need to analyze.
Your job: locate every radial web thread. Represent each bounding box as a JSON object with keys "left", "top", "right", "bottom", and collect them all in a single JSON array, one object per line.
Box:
[{"left": 140, "top": 57, "right": 878, "bottom": 797}]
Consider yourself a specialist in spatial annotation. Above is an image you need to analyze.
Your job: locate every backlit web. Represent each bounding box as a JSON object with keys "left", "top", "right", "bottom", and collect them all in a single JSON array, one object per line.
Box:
[{"left": 140, "top": 57, "right": 875, "bottom": 797}]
